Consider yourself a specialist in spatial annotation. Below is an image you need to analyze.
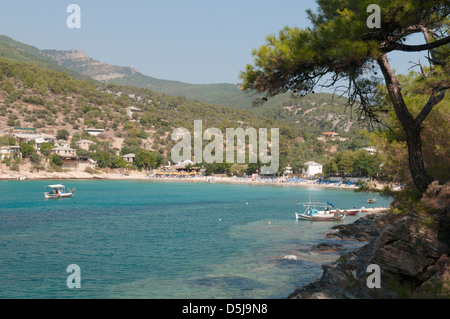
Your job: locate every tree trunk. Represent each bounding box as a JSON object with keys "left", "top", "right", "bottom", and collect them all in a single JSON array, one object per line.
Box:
[
  {"left": 403, "top": 121, "right": 435, "bottom": 193},
  {"left": 377, "top": 54, "right": 436, "bottom": 194}
]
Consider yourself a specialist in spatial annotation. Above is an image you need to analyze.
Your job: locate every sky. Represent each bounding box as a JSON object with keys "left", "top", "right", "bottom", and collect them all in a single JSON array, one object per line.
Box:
[{"left": 0, "top": 0, "right": 426, "bottom": 85}]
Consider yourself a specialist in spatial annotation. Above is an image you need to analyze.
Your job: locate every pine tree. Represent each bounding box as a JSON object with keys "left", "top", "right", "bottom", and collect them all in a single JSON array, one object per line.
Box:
[{"left": 240, "top": 0, "right": 449, "bottom": 193}]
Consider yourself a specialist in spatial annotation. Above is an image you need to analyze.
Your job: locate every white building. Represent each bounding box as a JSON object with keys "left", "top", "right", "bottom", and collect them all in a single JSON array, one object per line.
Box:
[
  {"left": 360, "top": 147, "right": 377, "bottom": 155},
  {"left": 122, "top": 153, "right": 136, "bottom": 163},
  {"left": 126, "top": 106, "right": 143, "bottom": 118},
  {"left": 83, "top": 128, "right": 105, "bottom": 136},
  {"left": 76, "top": 139, "right": 95, "bottom": 151},
  {"left": 0, "top": 145, "right": 21, "bottom": 160},
  {"left": 283, "top": 166, "right": 293, "bottom": 176},
  {"left": 51, "top": 146, "right": 76, "bottom": 157},
  {"left": 172, "top": 159, "right": 195, "bottom": 169},
  {"left": 302, "top": 161, "right": 323, "bottom": 176}
]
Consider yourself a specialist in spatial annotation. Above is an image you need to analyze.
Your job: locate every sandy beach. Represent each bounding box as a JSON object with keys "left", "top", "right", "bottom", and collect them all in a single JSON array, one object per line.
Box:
[{"left": 0, "top": 165, "right": 399, "bottom": 192}]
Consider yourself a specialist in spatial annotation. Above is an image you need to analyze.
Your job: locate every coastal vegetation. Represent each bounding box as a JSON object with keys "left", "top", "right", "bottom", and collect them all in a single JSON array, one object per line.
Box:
[{"left": 240, "top": 0, "right": 449, "bottom": 194}]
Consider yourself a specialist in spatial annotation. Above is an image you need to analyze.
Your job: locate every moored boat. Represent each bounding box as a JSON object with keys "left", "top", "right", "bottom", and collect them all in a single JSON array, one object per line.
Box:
[
  {"left": 44, "top": 184, "right": 75, "bottom": 199},
  {"left": 295, "top": 210, "right": 346, "bottom": 221},
  {"left": 295, "top": 201, "right": 346, "bottom": 221},
  {"left": 367, "top": 197, "right": 377, "bottom": 203},
  {"left": 324, "top": 201, "right": 360, "bottom": 216},
  {"left": 341, "top": 209, "right": 360, "bottom": 216},
  {"left": 360, "top": 207, "right": 389, "bottom": 214}
]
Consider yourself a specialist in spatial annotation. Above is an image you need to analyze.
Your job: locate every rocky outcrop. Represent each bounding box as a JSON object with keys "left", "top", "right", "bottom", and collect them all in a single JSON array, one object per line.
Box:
[
  {"left": 289, "top": 182, "right": 450, "bottom": 299},
  {"left": 326, "top": 214, "right": 388, "bottom": 242}
]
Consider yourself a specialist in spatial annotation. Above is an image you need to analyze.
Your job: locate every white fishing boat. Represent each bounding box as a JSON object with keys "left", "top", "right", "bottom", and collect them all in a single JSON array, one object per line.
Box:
[
  {"left": 44, "top": 184, "right": 75, "bottom": 199},
  {"left": 367, "top": 197, "right": 377, "bottom": 203},
  {"left": 295, "top": 201, "right": 346, "bottom": 221}
]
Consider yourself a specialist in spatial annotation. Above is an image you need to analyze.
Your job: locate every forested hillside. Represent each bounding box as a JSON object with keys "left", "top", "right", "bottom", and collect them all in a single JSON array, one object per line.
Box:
[
  {"left": 43, "top": 47, "right": 365, "bottom": 133},
  {"left": 0, "top": 57, "right": 370, "bottom": 173},
  {"left": 0, "top": 35, "right": 375, "bottom": 175}
]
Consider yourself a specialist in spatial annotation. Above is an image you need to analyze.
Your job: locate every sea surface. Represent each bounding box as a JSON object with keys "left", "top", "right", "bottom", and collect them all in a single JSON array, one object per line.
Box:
[{"left": 0, "top": 180, "right": 391, "bottom": 299}]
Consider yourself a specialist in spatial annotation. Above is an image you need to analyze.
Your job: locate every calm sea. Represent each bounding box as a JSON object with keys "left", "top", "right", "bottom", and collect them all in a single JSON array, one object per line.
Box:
[{"left": 0, "top": 180, "right": 390, "bottom": 299}]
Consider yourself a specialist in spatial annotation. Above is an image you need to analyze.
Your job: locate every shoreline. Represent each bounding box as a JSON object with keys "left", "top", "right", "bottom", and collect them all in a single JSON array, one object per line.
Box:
[{"left": 0, "top": 169, "right": 393, "bottom": 191}]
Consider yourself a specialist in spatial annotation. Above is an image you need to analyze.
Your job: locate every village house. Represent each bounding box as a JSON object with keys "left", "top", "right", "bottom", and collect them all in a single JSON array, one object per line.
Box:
[
  {"left": 360, "top": 146, "right": 377, "bottom": 155},
  {"left": 83, "top": 128, "right": 105, "bottom": 136},
  {"left": 13, "top": 133, "right": 55, "bottom": 144},
  {"left": 122, "top": 153, "right": 135, "bottom": 163},
  {"left": 303, "top": 161, "right": 323, "bottom": 176},
  {"left": 51, "top": 146, "right": 76, "bottom": 157},
  {"left": 126, "top": 106, "right": 143, "bottom": 118},
  {"left": 76, "top": 139, "right": 95, "bottom": 151},
  {"left": 323, "top": 132, "right": 339, "bottom": 138},
  {"left": 0, "top": 145, "right": 21, "bottom": 160},
  {"left": 50, "top": 146, "right": 94, "bottom": 170}
]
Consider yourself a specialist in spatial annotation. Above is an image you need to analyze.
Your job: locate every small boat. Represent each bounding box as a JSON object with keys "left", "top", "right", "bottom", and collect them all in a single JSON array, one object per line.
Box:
[
  {"left": 44, "top": 184, "right": 75, "bottom": 199},
  {"left": 325, "top": 201, "right": 360, "bottom": 215},
  {"left": 17, "top": 176, "right": 27, "bottom": 181},
  {"left": 295, "top": 202, "right": 346, "bottom": 221},
  {"left": 367, "top": 198, "right": 377, "bottom": 204},
  {"left": 360, "top": 207, "right": 388, "bottom": 214},
  {"left": 342, "top": 209, "right": 360, "bottom": 216}
]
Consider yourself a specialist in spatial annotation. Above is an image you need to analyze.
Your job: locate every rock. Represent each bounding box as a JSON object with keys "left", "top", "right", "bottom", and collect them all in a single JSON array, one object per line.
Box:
[
  {"left": 326, "top": 214, "right": 391, "bottom": 242},
  {"left": 371, "top": 209, "right": 450, "bottom": 290},
  {"left": 311, "top": 243, "right": 343, "bottom": 253}
]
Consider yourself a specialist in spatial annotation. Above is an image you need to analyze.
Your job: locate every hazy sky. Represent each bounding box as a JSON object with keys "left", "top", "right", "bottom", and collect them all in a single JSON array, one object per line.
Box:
[{"left": 0, "top": 0, "right": 425, "bottom": 85}]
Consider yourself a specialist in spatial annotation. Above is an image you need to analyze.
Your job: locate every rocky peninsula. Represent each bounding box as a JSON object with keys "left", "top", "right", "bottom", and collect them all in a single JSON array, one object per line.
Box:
[{"left": 289, "top": 182, "right": 450, "bottom": 299}]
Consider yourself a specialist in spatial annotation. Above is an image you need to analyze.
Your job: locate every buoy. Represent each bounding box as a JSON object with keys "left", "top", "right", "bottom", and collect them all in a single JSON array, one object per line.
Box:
[{"left": 246, "top": 202, "right": 248, "bottom": 205}]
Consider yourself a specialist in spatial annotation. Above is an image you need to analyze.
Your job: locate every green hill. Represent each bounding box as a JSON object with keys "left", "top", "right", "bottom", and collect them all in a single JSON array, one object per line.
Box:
[
  {"left": 0, "top": 35, "right": 93, "bottom": 82},
  {"left": 0, "top": 56, "right": 370, "bottom": 173},
  {"left": 1, "top": 35, "right": 361, "bottom": 133},
  {"left": 42, "top": 48, "right": 363, "bottom": 132},
  {"left": 0, "top": 35, "right": 374, "bottom": 173}
]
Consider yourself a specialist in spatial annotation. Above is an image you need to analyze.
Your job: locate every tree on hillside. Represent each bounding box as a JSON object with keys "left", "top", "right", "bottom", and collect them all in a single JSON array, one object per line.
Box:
[
  {"left": 56, "top": 129, "right": 70, "bottom": 140},
  {"left": 19, "top": 141, "right": 34, "bottom": 158},
  {"left": 135, "top": 149, "right": 163, "bottom": 170},
  {"left": 240, "top": 0, "right": 449, "bottom": 194},
  {"left": 373, "top": 72, "right": 450, "bottom": 184}
]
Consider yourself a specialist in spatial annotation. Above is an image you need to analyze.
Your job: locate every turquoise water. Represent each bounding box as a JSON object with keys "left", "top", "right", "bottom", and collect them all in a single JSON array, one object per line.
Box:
[{"left": 0, "top": 180, "right": 390, "bottom": 299}]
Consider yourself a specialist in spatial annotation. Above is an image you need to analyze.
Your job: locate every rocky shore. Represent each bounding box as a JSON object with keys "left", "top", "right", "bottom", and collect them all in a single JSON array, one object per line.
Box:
[{"left": 289, "top": 182, "right": 450, "bottom": 299}]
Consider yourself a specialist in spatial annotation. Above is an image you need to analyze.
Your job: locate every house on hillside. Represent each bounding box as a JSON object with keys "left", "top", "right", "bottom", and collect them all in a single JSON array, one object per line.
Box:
[
  {"left": 360, "top": 147, "right": 377, "bottom": 155},
  {"left": 0, "top": 145, "right": 21, "bottom": 160},
  {"left": 83, "top": 128, "right": 105, "bottom": 136},
  {"left": 51, "top": 146, "right": 76, "bottom": 157},
  {"left": 76, "top": 139, "right": 95, "bottom": 151},
  {"left": 302, "top": 161, "right": 323, "bottom": 176},
  {"left": 323, "top": 132, "right": 339, "bottom": 138},
  {"left": 126, "top": 106, "right": 143, "bottom": 118},
  {"left": 50, "top": 146, "right": 93, "bottom": 170},
  {"left": 122, "top": 153, "right": 136, "bottom": 163}
]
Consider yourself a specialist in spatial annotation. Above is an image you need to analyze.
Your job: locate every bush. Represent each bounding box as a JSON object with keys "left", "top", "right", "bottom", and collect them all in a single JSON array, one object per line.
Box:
[
  {"left": 56, "top": 129, "right": 70, "bottom": 140},
  {"left": 29, "top": 153, "right": 41, "bottom": 165},
  {"left": 50, "top": 154, "right": 63, "bottom": 167},
  {"left": 84, "top": 166, "right": 95, "bottom": 174}
]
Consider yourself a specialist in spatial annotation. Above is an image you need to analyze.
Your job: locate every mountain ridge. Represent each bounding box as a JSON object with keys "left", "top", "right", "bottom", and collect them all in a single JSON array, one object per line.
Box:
[
  {"left": 43, "top": 47, "right": 362, "bottom": 131},
  {"left": 1, "top": 34, "right": 365, "bottom": 135}
]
